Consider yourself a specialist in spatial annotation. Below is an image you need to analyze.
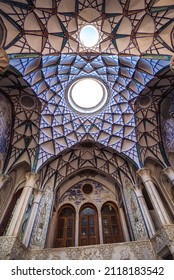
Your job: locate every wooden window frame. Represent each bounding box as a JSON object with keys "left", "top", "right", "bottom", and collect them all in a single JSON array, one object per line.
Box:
[
  {"left": 54, "top": 204, "right": 75, "bottom": 248},
  {"left": 79, "top": 203, "right": 99, "bottom": 246},
  {"left": 101, "top": 202, "right": 123, "bottom": 244}
]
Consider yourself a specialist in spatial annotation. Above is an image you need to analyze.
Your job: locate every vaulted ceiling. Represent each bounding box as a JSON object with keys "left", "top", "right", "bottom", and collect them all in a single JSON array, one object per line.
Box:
[{"left": 0, "top": 0, "right": 173, "bottom": 173}]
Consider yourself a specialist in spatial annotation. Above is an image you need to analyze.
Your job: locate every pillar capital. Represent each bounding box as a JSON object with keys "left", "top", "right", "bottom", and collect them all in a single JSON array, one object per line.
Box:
[
  {"left": 136, "top": 168, "right": 152, "bottom": 183},
  {"left": 25, "top": 172, "right": 40, "bottom": 188},
  {"left": 0, "top": 173, "right": 10, "bottom": 190},
  {"left": 162, "top": 166, "right": 174, "bottom": 185}
]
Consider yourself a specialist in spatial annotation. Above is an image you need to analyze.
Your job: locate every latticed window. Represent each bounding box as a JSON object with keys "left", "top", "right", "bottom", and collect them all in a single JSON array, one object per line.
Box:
[
  {"left": 101, "top": 203, "right": 123, "bottom": 244},
  {"left": 79, "top": 204, "right": 99, "bottom": 246},
  {"left": 55, "top": 205, "right": 75, "bottom": 248}
]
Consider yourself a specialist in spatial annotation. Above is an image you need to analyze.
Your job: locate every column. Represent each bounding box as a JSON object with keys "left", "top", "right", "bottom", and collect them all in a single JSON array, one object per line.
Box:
[
  {"left": 133, "top": 184, "right": 156, "bottom": 238},
  {"left": 22, "top": 189, "right": 42, "bottom": 247},
  {"left": 118, "top": 206, "right": 130, "bottom": 241},
  {"left": 75, "top": 217, "right": 79, "bottom": 246},
  {"left": 162, "top": 166, "right": 174, "bottom": 186},
  {"left": 137, "top": 168, "right": 171, "bottom": 225},
  {"left": 0, "top": 173, "right": 10, "bottom": 190},
  {"left": 6, "top": 172, "right": 39, "bottom": 237},
  {"left": 98, "top": 214, "right": 103, "bottom": 244}
]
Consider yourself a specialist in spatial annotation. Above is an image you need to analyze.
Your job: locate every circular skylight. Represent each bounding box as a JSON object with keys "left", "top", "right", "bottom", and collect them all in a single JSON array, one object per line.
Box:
[
  {"left": 79, "top": 25, "right": 99, "bottom": 48},
  {"left": 66, "top": 77, "right": 109, "bottom": 115},
  {"left": 71, "top": 79, "right": 103, "bottom": 108}
]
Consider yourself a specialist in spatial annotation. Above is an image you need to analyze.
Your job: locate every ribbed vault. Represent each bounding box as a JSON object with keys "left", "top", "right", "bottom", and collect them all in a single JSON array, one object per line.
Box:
[
  {"left": 39, "top": 142, "right": 137, "bottom": 191},
  {"left": 0, "top": 0, "right": 173, "bottom": 173}
]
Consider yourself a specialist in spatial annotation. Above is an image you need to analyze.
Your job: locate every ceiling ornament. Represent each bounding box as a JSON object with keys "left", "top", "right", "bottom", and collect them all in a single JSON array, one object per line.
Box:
[
  {"left": 0, "top": 72, "right": 41, "bottom": 173},
  {"left": 134, "top": 66, "right": 174, "bottom": 166},
  {"left": 10, "top": 54, "right": 168, "bottom": 169},
  {"left": 39, "top": 142, "right": 137, "bottom": 190},
  {"left": 0, "top": 0, "right": 173, "bottom": 173},
  {"left": 67, "top": 7, "right": 112, "bottom": 53},
  {"left": 0, "top": 0, "right": 173, "bottom": 55}
]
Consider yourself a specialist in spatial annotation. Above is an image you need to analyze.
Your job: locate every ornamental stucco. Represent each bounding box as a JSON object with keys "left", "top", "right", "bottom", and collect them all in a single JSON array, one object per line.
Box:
[
  {"left": 27, "top": 240, "right": 157, "bottom": 260},
  {"left": 0, "top": 237, "right": 28, "bottom": 260},
  {"left": 30, "top": 186, "right": 54, "bottom": 248},
  {"left": 0, "top": 233, "right": 172, "bottom": 260},
  {"left": 123, "top": 181, "right": 148, "bottom": 240},
  {"left": 152, "top": 225, "right": 174, "bottom": 254}
]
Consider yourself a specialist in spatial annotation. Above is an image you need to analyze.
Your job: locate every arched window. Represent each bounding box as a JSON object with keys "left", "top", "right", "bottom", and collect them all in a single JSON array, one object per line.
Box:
[
  {"left": 101, "top": 202, "right": 123, "bottom": 244},
  {"left": 79, "top": 204, "right": 99, "bottom": 246},
  {"left": 55, "top": 205, "right": 75, "bottom": 248}
]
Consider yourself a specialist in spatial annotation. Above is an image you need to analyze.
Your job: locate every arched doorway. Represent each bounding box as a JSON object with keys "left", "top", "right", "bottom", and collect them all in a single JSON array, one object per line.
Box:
[
  {"left": 101, "top": 202, "right": 123, "bottom": 244},
  {"left": 79, "top": 204, "right": 99, "bottom": 246},
  {"left": 55, "top": 205, "right": 75, "bottom": 248}
]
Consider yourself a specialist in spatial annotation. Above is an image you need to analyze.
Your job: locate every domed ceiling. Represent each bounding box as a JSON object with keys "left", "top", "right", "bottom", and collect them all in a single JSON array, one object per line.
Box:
[{"left": 0, "top": 0, "right": 174, "bottom": 172}]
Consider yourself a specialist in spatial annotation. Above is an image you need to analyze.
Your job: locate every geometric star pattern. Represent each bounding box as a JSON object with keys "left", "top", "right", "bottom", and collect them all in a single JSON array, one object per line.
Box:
[
  {"left": 10, "top": 55, "right": 169, "bottom": 168},
  {"left": 0, "top": 71, "right": 40, "bottom": 173},
  {"left": 39, "top": 142, "right": 137, "bottom": 190},
  {"left": 0, "top": 0, "right": 173, "bottom": 174},
  {"left": 135, "top": 66, "right": 174, "bottom": 167},
  {"left": 0, "top": 0, "right": 174, "bottom": 56}
]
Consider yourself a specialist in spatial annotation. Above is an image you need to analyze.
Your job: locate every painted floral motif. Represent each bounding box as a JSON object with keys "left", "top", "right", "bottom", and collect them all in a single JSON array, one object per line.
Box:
[{"left": 58, "top": 180, "right": 115, "bottom": 209}]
